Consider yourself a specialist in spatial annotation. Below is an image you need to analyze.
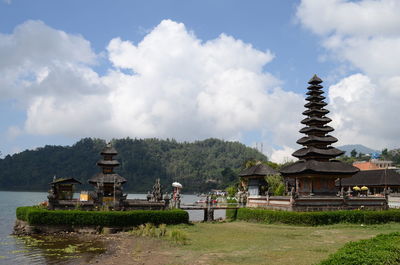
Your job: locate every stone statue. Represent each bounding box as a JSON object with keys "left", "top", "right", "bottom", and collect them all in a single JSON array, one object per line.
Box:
[
  {"left": 47, "top": 185, "right": 56, "bottom": 210},
  {"left": 163, "top": 192, "right": 170, "bottom": 209},
  {"left": 114, "top": 181, "right": 124, "bottom": 209},
  {"left": 151, "top": 178, "right": 163, "bottom": 202},
  {"left": 176, "top": 193, "right": 181, "bottom": 208},
  {"left": 340, "top": 187, "right": 345, "bottom": 198},
  {"left": 290, "top": 187, "right": 298, "bottom": 198},
  {"left": 146, "top": 191, "right": 152, "bottom": 201},
  {"left": 94, "top": 182, "right": 104, "bottom": 207},
  {"left": 346, "top": 187, "right": 352, "bottom": 197}
]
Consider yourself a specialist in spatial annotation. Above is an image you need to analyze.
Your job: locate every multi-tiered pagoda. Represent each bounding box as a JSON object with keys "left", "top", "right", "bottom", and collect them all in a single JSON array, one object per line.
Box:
[
  {"left": 89, "top": 143, "right": 127, "bottom": 207},
  {"left": 243, "top": 74, "right": 387, "bottom": 211},
  {"left": 280, "top": 75, "right": 359, "bottom": 196}
]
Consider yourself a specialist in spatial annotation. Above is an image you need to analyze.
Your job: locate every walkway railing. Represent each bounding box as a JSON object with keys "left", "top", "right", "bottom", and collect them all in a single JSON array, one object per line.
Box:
[{"left": 179, "top": 202, "right": 244, "bottom": 221}]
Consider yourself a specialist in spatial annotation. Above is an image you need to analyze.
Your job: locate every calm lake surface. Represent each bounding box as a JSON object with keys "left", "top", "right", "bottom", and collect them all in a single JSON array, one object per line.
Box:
[{"left": 0, "top": 191, "right": 225, "bottom": 264}]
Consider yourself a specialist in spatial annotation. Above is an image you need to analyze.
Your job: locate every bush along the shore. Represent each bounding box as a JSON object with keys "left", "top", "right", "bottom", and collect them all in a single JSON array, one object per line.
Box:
[
  {"left": 319, "top": 232, "right": 400, "bottom": 265},
  {"left": 225, "top": 198, "right": 238, "bottom": 220},
  {"left": 16, "top": 206, "right": 189, "bottom": 227},
  {"left": 236, "top": 208, "right": 400, "bottom": 226},
  {"left": 130, "top": 223, "right": 188, "bottom": 245}
]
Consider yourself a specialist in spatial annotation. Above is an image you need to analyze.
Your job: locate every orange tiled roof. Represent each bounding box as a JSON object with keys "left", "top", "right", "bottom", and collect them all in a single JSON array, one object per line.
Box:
[{"left": 353, "top": 161, "right": 381, "bottom": 171}]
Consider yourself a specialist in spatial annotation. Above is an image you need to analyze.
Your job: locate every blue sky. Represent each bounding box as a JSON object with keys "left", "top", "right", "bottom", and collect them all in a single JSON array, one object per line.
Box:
[{"left": 1, "top": 0, "right": 399, "bottom": 162}]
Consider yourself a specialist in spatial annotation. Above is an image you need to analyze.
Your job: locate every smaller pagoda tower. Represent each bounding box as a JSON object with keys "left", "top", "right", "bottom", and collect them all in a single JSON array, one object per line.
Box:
[
  {"left": 280, "top": 75, "right": 359, "bottom": 196},
  {"left": 89, "top": 143, "right": 127, "bottom": 207}
]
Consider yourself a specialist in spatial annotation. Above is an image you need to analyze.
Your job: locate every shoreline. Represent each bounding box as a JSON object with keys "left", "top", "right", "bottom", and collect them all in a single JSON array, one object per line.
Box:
[{"left": 11, "top": 226, "right": 181, "bottom": 265}]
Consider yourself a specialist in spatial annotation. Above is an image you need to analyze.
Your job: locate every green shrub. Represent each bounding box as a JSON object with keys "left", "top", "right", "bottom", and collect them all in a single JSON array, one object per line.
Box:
[
  {"left": 16, "top": 207, "right": 189, "bottom": 227},
  {"left": 157, "top": 224, "right": 167, "bottom": 237},
  {"left": 319, "top": 232, "right": 400, "bottom": 265},
  {"left": 131, "top": 223, "right": 159, "bottom": 237},
  {"left": 16, "top": 206, "right": 34, "bottom": 221},
  {"left": 236, "top": 208, "right": 400, "bottom": 226},
  {"left": 129, "top": 223, "right": 187, "bottom": 244},
  {"left": 225, "top": 186, "right": 237, "bottom": 198},
  {"left": 266, "top": 174, "right": 285, "bottom": 195},
  {"left": 168, "top": 229, "right": 188, "bottom": 245},
  {"left": 226, "top": 198, "right": 238, "bottom": 220}
]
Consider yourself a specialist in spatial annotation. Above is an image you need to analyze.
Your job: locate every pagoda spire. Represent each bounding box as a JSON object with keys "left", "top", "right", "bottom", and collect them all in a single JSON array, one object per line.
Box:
[
  {"left": 280, "top": 75, "right": 359, "bottom": 196},
  {"left": 97, "top": 142, "right": 120, "bottom": 174},
  {"left": 292, "top": 74, "right": 343, "bottom": 161},
  {"left": 88, "top": 142, "right": 126, "bottom": 186}
]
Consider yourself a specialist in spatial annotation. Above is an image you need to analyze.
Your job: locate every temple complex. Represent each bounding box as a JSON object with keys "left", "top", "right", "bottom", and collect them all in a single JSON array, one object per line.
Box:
[
  {"left": 280, "top": 74, "right": 359, "bottom": 196},
  {"left": 246, "top": 75, "right": 387, "bottom": 211},
  {"left": 47, "top": 143, "right": 169, "bottom": 210}
]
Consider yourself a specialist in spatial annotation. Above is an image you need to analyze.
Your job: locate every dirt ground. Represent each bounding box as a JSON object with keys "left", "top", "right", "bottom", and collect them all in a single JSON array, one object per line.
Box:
[{"left": 87, "top": 233, "right": 180, "bottom": 265}]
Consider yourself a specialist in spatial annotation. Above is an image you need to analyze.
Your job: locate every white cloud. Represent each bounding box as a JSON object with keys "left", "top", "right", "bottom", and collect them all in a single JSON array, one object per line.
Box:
[
  {"left": 1, "top": 19, "right": 304, "bottom": 158},
  {"left": 297, "top": 0, "right": 400, "bottom": 149},
  {"left": 270, "top": 146, "right": 297, "bottom": 164},
  {"left": 297, "top": 0, "right": 400, "bottom": 37},
  {"left": 0, "top": 20, "right": 97, "bottom": 101},
  {"left": 298, "top": 0, "right": 400, "bottom": 78},
  {"left": 328, "top": 74, "right": 400, "bottom": 150}
]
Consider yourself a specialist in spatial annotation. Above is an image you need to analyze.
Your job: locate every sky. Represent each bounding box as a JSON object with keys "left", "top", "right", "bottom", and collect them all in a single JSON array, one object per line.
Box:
[{"left": 1, "top": 0, "right": 400, "bottom": 163}]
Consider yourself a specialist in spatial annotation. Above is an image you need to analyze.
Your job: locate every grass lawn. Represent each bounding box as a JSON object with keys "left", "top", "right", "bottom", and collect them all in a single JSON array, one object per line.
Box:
[{"left": 153, "top": 221, "right": 400, "bottom": 265}]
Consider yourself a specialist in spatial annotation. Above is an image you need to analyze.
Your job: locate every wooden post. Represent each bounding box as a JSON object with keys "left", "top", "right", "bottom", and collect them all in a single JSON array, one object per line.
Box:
[{"left": 310, "top": 178, "right": 314, "bottom": 195}]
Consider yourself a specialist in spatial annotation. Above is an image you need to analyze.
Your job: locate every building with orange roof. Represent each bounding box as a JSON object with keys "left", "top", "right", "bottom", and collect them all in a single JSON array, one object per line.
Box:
[{"left": 353, "top": 159, "right": 394, "bottom": 171}]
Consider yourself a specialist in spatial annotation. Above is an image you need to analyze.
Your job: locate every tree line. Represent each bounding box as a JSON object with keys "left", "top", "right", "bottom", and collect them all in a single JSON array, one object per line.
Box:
[
  {"left": 0, "top": 137, "right": 267, "bottom": 193},
  {"left": 338, "top": 148, "right": 400, "bottom": 166}
]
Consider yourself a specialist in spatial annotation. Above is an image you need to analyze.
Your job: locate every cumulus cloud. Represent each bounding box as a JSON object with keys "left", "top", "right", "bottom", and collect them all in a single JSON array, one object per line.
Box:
[
  {"left": 297, "top": 0, "right": 400, "bottom": 149},
  {"left": 0, "top": 19, "right": 304, "bottom": 160},
  {"left": 297, "top": 0, "right": 400, "bottom": 36},
  {"left": 270, "top": 146, "right": 297, "bottom": 164},
  {"left": 0, "top": 20, "right": 98, "bottom": 100}
]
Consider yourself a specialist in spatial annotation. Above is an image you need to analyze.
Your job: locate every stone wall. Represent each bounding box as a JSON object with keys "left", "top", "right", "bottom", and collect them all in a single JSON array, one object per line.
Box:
[{"left": 247, "top": 195, "right": 388, "bottom": 211}]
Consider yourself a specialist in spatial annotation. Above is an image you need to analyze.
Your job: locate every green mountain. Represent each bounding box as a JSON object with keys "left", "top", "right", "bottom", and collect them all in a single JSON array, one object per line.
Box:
[{"left": 0, "top": 138, "right": 267, "bottom": 193}]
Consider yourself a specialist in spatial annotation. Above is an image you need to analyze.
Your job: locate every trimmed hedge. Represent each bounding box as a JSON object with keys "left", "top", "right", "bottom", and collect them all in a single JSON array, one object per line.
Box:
[
  {"left": 16, "top": 206, "right": 189, "bottom": 227},
  {"left": 226, "top": 208, "right": 238, "bottom": 220},
  {"left": 319, "top": 232, "right": 400, "bottom": 265},
  {"left": 16, "top": 206, "right": 35, "bottom": 222},
  {"left": 236, "top": 208, "right": 400, "bottom": 226},
  {"left": 225, "top": 199, "right": 238, "bottom": 220}
]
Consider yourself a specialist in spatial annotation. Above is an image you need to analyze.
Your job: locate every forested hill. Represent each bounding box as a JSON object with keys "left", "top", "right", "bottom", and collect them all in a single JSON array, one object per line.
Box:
[{"left": 0, "top": 138, "right": 267, "bottom": 193}]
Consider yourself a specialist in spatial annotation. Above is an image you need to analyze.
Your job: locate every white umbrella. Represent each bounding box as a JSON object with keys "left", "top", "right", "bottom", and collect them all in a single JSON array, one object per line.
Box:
[{"left": 172, "top": 182, "right": 183, "bottom": 188}]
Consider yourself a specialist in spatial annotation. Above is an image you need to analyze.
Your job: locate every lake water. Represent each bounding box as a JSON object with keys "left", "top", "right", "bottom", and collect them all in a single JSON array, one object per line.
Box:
[{"left": 0, "top": 191, "right": 225, "bottom": 264}]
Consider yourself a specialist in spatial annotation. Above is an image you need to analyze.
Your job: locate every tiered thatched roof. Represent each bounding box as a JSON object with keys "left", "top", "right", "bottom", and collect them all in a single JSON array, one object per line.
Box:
[{"left": 281, "top": 75, "right": 358, "bottom": 177}]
